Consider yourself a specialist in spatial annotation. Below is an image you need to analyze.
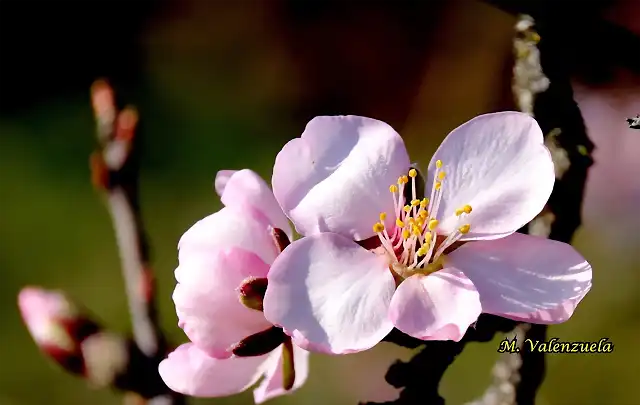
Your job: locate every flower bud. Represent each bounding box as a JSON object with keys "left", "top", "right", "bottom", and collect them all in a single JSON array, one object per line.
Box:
[{"left": 18, "top": 287, "right": 100, "bottom": 376}]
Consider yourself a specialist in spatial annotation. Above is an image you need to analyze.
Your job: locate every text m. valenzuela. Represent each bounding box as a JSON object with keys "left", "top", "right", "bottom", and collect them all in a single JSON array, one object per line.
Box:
[{"left": 498, "top": 337, "right": 614, "bottom": 354}]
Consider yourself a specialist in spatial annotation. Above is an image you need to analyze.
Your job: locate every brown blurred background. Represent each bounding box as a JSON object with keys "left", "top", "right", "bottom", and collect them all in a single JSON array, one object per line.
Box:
[{"left": 1, "top": 0, "right": 639, "bottom": 404}]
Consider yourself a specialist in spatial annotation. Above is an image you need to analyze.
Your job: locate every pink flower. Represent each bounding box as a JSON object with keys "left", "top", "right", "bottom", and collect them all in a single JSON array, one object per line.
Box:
[
  {"left": 262, "top": 112, "right": 593, "bottom": 355},
  {"left": 159, "top": 169, "right": 309, "bottom": 404}
]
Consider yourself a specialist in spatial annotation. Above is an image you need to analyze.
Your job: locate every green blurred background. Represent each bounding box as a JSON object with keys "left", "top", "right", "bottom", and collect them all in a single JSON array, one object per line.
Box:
[{"left": 1, "top": 1, "right": 639, "bottom": 404}]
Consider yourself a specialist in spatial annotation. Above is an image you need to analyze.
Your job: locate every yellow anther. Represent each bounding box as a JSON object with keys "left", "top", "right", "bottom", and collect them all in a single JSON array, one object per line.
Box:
[
  {"left": 398, "top": 176, "right": 409, "bottom": 185},
  {"left": 411, "top": 199, "right": 420, "bottom": 207},
  {"left": 420, "top": 198, "right": 429, "bottom": 208},
  {"left": 530, "top": 32, "right": 541, "bottom": 43},
  {"left": 455, "top": 204, "right": 472, "bottom": 216},
  {"left": 396, "top": 219, "right": 405, "bottom": 228},
  {"left": 419, "top": 210, "right": 428, "bottom": 219},
  {"left": 403, "top": 205, "right": 411, "bottom": 213},
  {"left": 435, "top": 181, "right": 442, "bottom": 190},
  {"left": 379, "top": 212, "right": 387, "bottom": 221},
  {"left": 408, "top": 218, "right": 416, "bottom": 225},
  {"left": 423, "top": 233, "right": 433, "bottom": 244},
  {"left": 412, "top": 226, "right": 421, "bottom": 236},
  {"left": 416, "top": 246, "right": 428, "bottom": 256},
  {"left": 402, "top": 229, "right": 410, "bottom": 240},
  {"left": 373, "top": 223, "right": 385, "bottom": 233},
  {"left": 417, "top": 219, "right": 425, "bottom": 228},
  {"left": 408, "top": 168, "right": 417, "bottom": 178},
  {"left": 389, "top": 184, "right": 398, "bottom": 193},
  {"left": 428, "top": 219, "right": 439, "bottom": 230},
  {"left": 438, "top": 171, "right": 446, "bottom": 180},
  {"left": 436, "top": 160, "right": 443, "bottom": 168},
  {"left": 458, "top": 224, "right": 471, "bottom": 234}
]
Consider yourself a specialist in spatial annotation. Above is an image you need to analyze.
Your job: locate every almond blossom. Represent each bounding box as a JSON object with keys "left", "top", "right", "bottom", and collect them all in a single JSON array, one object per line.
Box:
[
  {"left": 158, "top": 169, "right": 308, "bottom": 404},
  {"left": 262, "top": 112, "right": 593, "bottom": 355}
]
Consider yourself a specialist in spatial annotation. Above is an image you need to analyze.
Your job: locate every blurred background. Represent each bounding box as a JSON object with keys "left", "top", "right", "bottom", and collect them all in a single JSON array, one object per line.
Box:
[{"left": 1, "top": 0, "right": 639, "bottom": 404}]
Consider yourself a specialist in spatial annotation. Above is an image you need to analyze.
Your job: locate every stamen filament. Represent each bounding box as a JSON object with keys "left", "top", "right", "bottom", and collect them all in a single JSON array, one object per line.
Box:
[{"left": 372, "top": 164, "right": 473, "bottom": 281}]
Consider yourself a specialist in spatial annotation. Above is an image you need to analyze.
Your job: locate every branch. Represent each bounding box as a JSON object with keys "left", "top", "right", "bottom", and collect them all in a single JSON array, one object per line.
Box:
[
  {"left": 467, "top": 13, "right": 594, "bottom": 405},
  {"left": 19, "top": 81, "right": 184, "bottom": 403},
  {"left": 362, "top": 12, "right": 594, "bottom": 405},
  {"left": 89, "top": 80, "right": 185, "bottom": 404}
]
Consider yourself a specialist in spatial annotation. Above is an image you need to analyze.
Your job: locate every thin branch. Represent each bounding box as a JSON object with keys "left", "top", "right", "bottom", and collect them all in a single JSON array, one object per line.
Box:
[{"left": 90, "top": 80, "right": 186, "bottom": 404}]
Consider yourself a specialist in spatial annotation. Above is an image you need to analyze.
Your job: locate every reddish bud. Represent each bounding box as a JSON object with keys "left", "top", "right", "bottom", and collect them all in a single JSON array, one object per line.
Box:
[
  {"left": 90, "top": 152, "right": 110, "bottom": 190},
  {"left": 115, "top": 108, "right": 138, "bottom": 142},
  {"left": 139, "top": 267, "right": 155, "bottom": 304},
  {"left": 91, "top": 80, "right": 116, "bottom": 143}
]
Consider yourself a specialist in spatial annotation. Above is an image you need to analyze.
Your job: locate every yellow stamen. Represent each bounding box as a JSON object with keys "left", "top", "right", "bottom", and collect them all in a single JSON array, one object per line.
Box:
[
  {"left": 403, "top": 205, "right": 411, "bottom": 213},
  {"left": 389, "top": 184, "right": 398, "bottom": 193},
  {"left": 402, "top": 229, "right": 410, "bottom": 240},
  {"left": 398, "top": 176, "right": 409, "bottom": 185},
  {"left": 412, "top": 226, "right": 421, "bottom": 236},
  {"left": 373, "top": 223, "right": 385, "bottom": 233},
  {"left": 455, "top": 208, "right": 464, "bottom": 216},
  {"left": 420, "top": 198, "right": 429, "bottom": 208},
  {"left": 438, "top": 171, "right": 446, "bottom": 180},
  {"left": 411, "top": 199, "right": 420, "bottom": 207},
  {"left": 416, "top": 246, "right": 428, "bottom": 256},
  {"left": 428, "top": 219, "right": 439, "bottom": 230},
  {"left": 423, "top": 233, "right": 432, "bottom": 244},
  {"left": 379, "top": 212, "right": 387, "bottom": 221},
  {"left": 419, "top": 210, "right": 428, "bottom": 219},
  {"left": 435, "top": 181, "right": 442, "bottom": 190},
  {"left": 530, "top": 32, "right": 541, "bottom": 43},
  {"left": 458, "top": 224, "right": 471, "bottom": 234},
  {"left": 463, "top": 204, "right": 472, "bottom": 214},
  {"left": 408, "top": 168, "right": 417, "bottom": 178},
  {"left": 396, "top": 219, "right": 405, "bottom": 228},
  {"left": 436, "top": 160, "right": 443, "bottom": 168}
]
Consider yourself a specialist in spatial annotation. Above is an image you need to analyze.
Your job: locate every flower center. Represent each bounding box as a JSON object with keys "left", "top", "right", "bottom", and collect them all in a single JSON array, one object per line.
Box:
[{"left": 371, "top": 160, "right": 472, "bottom": 279}]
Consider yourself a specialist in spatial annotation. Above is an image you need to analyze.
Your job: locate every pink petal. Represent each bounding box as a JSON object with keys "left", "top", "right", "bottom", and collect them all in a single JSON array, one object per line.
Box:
[
  {"left": 217, "top": 169, "right": 293, "bottom": 241},
  {"left": 174, "top": 247, "right": 273, "bottom": 358},
  {"left": 253, "top": 344, "right": 310, "bottom": 404},
  {"left": 18, "top": 287, "right": 76, "bottom": 347},
  {"left": 428, "top": 112, "right": 555, "bottom": 240},
  {"left": 389, "top": 270, "right": 481, "bottom": 341},
  {"left": 447, "top": 232, "right": 592, "bottom": 323},
  {"left": 214, "top": 169, "right": 237, "bottom": 196},
  {"left": 272, "top": 115, "right": 410, "bottom": 240},
  {"left": 263, "top": 233, "right": 396, "bottom": 354},
  {"left": 178, "top": 207, "right": 278, "bottom": 267},
  {"left": 159, "top": 343, "right": 270, "bottom": 397}
]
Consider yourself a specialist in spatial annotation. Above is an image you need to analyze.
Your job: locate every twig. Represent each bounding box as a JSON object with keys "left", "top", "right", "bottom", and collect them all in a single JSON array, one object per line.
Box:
[
  {"left": 361, "top": 11, "right": 594, "bottom": 405},
  {"left": 90, "top": 80, "right": 186, "bottom": 404}
]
